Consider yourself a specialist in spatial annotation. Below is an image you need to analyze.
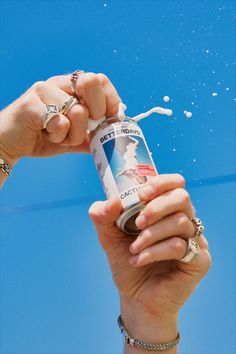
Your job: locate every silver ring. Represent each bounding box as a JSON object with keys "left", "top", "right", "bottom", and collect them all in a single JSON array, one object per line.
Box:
[
  {"left": 60, "top": 96, "right": 79, "bottom": 115},
  {"left": 191, "top": 217, "right": 205, "bottom": 239},
  {"left": 71, "top": 70, "right": 84, "bottom": 95},
  {"left": 43, "top": 104, "right": 59, "bottom": 129},
  {"left": 179, "top": 238, "right": 200, "bottom": 263}
]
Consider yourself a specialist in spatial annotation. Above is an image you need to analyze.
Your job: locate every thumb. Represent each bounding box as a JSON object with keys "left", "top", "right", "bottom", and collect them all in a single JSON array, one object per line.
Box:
[
  {"left": 89, "top": 197, "right": 124, "bottom": 251},
  {"left": 89, "top": 197, "right": 122, "bottom": 228}
]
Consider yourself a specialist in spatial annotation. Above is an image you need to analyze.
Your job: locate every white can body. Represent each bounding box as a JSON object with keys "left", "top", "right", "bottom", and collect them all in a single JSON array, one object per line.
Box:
[{"left": 90, "top": 117, "right": 158, "bottom": 234}]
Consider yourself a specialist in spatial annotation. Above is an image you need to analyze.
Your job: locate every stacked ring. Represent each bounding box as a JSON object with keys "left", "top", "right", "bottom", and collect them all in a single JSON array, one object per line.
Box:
[
  {"left": 71, "top": 70, "right": 84, "bottom": 95},
  {"left": 191, "top": 217, "right": 205, "bottom": 239},
  {"left": 179, "top": 238, "right": 200, "bottom": 263},
  {"left": 60, "top": 96, "right": 80, "bottom": 115},
  {"left": 43, "top": 104, "right": 59, "bottom": 129},
  {"left": 179, "top": 217, "right": 205, "bottom": 263}
]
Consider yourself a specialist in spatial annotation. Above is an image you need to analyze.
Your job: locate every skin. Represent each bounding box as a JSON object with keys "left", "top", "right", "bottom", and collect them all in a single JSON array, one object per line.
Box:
[
  {"left": 89, "top": 175, "right": 211, "bottom": 354},
  {"left": 0, "top": 72, "right": 121, "bottom": 187},
  {"left": 0, "top": 73, "right": 211, "bottom": 353}
]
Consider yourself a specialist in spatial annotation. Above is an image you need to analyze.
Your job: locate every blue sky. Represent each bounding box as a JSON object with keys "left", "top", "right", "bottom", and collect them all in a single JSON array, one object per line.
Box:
[{"left": 0, "top": 1, "right": 236, "bottom": 353}]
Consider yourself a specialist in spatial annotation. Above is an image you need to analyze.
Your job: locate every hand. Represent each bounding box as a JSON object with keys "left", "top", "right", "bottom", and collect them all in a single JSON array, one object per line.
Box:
[
  {"left": 0, "top": 72, "right": 121, "bottom": 163},
  {"left": 89, "top": 174, "right": 211, "bottom": 353}
]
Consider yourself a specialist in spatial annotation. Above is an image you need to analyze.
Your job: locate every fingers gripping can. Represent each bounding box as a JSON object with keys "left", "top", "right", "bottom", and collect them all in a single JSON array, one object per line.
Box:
[{"left": 90, "top": 117, "right": 158, "bottom": 235}]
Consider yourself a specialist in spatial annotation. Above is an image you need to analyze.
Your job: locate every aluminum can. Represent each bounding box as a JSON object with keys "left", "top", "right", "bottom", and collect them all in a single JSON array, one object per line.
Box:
[{"left": 90, "top": 117, "right": 158, "bottom": 235}]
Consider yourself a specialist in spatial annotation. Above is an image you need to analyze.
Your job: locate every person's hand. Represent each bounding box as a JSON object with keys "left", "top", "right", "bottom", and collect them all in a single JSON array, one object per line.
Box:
[
  {"left": 0, "top": 72, "right": 121, "bottom": 164},
  {"left": 89, "top": 174, "right": 211, "bottom": 353}
]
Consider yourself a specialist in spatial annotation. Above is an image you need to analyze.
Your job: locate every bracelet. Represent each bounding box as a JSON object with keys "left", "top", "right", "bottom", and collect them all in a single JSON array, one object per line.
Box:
[
  {"left": 117, "top": 315, "right": 181, "bottom": 351},
  {"left": 0, "top": 157, "right": 13, "bottom": 176}
]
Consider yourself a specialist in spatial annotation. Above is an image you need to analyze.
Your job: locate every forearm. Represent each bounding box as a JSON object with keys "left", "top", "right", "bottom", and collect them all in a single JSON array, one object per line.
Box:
[{"left": 120, "top": 298, "right": 179, "bottom": 354}]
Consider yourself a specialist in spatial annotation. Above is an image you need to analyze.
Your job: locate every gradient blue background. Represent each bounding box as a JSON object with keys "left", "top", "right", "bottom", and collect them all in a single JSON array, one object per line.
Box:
[{"left": 0, "top": 1, "right": 235, "bottom": 353}]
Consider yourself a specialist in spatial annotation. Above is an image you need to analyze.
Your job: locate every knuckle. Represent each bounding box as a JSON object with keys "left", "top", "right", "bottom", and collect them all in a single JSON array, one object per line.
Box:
[
  {"left": 174, "top": 212, "right": 189, "bottom": 231},
  {"left": 79, "top": 73, "right": 100, "bottom": 89},
  {"left": 143, "top": 248, "right": 153, "bottom": 260},
  {"left": 148, "top": 176, "right": 161, "bottom": 193},
  {"left": 176, "top": 188, "right": 190, "bottom": 203},
  {"left": 49, "top": 115, "right": 69, "bottom": 133},
  {"left": 18, "top": 92, "right": 38, "bottom": 116},
  {"left": 31, "top": 81, "right": 47, "bottom": 93},
  {"left": 71, "top": 103, "right": 89, "bottom": 118},
  {"left": 97, "top": 73, "right": 110, "bottom": 85},
  {"left": 144, "top": 204, "right": 156, "bottom": 219},
  {"left": 140, "top": 229, "right": 152, "bottom": 243},
  {"left": 170, "top": 237, "right": 186, "bottom": 256},
  {"left": 174, "top": 174, "right": 186, "bottom": 188},
  {"left": 46, "top": 75, "right": 60, "bottom": 83}
]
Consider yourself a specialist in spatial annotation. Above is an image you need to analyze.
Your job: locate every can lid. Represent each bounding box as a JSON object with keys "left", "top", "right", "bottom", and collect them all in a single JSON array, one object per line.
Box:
[{"left": 116, "top": 203, "right": 144, "bottom": 235}]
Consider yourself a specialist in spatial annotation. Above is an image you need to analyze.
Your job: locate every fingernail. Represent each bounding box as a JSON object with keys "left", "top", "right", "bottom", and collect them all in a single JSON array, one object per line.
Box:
[
  {"left": 135, "top": 214, "right": 147, "bottom": 229},
  {"left": 129, "top": 255, "right": 139, "bottom": 265},
  {"left": 138, "top": 184, "right": 153, "bottom": 199}
]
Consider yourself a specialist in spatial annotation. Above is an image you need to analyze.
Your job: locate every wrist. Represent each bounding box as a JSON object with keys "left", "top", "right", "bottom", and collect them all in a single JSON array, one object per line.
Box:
[
  {"left": 0, "top": 105, "right": 23, "bottom": 163},
  {"left": 0, "top": 148, "right": 19, "bottom": 166},
  {"left": 120, "top": 297, "right": 179, "bottom": 354},
  {"left": 0, "top": 148, "right": 18, "bottom": 187}
]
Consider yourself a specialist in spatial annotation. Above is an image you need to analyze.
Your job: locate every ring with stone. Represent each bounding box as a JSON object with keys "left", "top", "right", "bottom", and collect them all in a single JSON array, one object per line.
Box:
[
  {"left": 71, "top": 70, "right": 84, "bottom": 95},
  {"left": 43, "top": 104, "right": 59, "bottom": 129},
  {"left": 179, "top": 238, "right": 200, "bottom": 263},
  {"left": 191, "top": 217, "right": 205, "bottom": 239},
  {"left": 60, "top": 96, "right": 80, "bottom": 116}
]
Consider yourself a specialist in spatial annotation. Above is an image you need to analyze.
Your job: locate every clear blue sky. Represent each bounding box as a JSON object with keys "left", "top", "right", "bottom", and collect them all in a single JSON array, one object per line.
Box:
[{"left": 0, "top": 1, "right": 235, "bottom": 353}]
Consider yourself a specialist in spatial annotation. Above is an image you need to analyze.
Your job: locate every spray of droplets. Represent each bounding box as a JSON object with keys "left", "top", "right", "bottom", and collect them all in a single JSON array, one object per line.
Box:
[
  {"left": 163, "top": 96, "right": 170, "bottom": 102},
  {"left": 184, "top": 111, "right": 193, "bottom": 118}
]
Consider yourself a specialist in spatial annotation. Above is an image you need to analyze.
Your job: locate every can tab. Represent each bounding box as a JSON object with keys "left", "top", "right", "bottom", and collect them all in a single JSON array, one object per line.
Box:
[{"left": 87, "top": 102, "right": 172, "bottom": 131}]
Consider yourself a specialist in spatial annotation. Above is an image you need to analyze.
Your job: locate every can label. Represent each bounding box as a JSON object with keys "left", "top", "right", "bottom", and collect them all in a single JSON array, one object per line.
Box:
[{"left": 90, "top": 121, "right": 158, "bottom": 209}]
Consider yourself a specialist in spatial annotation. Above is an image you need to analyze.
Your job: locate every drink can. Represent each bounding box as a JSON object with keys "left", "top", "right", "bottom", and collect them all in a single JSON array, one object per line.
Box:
[{"left": 90, "top": 116, "right": 158, "bottom": 235}]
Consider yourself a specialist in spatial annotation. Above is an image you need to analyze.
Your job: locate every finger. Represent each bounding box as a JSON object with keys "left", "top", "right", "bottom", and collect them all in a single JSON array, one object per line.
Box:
[
  {"left": 177, "top": 248, "right": 212, "bottom": 280},
  {"left": 47, "top": 73, "right": 122, "bottom": 118},
  {"left": 31, "top": 81, "right": 91, "bottom": 145},
  {"left": 130, "top": 236, "right": 211, "bottom": 279},
  {"left": 30, "top": 81, "right": 72, "bottom": 142},
  {"left": 43, "top": 114, "right": 71, "bottom": 143},
  {"left": 36, "top": 132, "right": 91, "bottom": 156},
  {"left": 195, "top": 235, "right": 209, "bottom": 250},
  {"left": 46, "top": 74, "right": 76, "bottom": 95},
  {"left": 76, "top": 73, "right": 107, "bottom": 119},
  {"left": 47, "top": 73, "right": 106, "bottom": 120},
  {"left": 89, "top": 197, "right": 122, "bottom": 229},
  {"left": 138, "top": 174, "right": 185, "bottom": 202},
  {"left": 135, "top": 188, "right": 194, "bottom": 230},
  {"left": 129, "top": 236, "right": 188, "bottom": 267},
  {"left": 97, "top": 73, "right": 122, "bottom": 116},
  {"left": 60, "top": 103, "right": 89, "bottom": 146},
  {"left": 130, "top": 212, "right": 195, "bottom": 255}
]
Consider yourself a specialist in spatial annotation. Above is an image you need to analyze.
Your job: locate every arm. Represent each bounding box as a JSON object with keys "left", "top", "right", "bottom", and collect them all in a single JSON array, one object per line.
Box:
[
  {"left": 89, "top": 174, "right": 211, "bottom": 353},
  {"left": 0, "top": 72, "right": 121, "bottom": 188}
]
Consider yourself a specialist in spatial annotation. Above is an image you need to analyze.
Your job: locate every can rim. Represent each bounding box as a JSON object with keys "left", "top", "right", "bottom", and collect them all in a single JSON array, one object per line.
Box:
[{"left": 116, "top": 202, "right": 144, "bottom": 235}]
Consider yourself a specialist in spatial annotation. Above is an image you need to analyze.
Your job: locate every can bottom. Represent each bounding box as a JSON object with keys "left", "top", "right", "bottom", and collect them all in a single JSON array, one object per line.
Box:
[{"left": 116, "top": 202, "right": 144, "bottom": 235}]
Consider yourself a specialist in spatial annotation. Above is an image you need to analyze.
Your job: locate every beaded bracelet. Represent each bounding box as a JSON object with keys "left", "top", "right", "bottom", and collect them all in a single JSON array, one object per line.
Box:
[
  {"left": 0, "top": 157, "right": 13, "bottom": 176},
  {"left": 118, "top": 315, "right": 181, "bottom": 351}
]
